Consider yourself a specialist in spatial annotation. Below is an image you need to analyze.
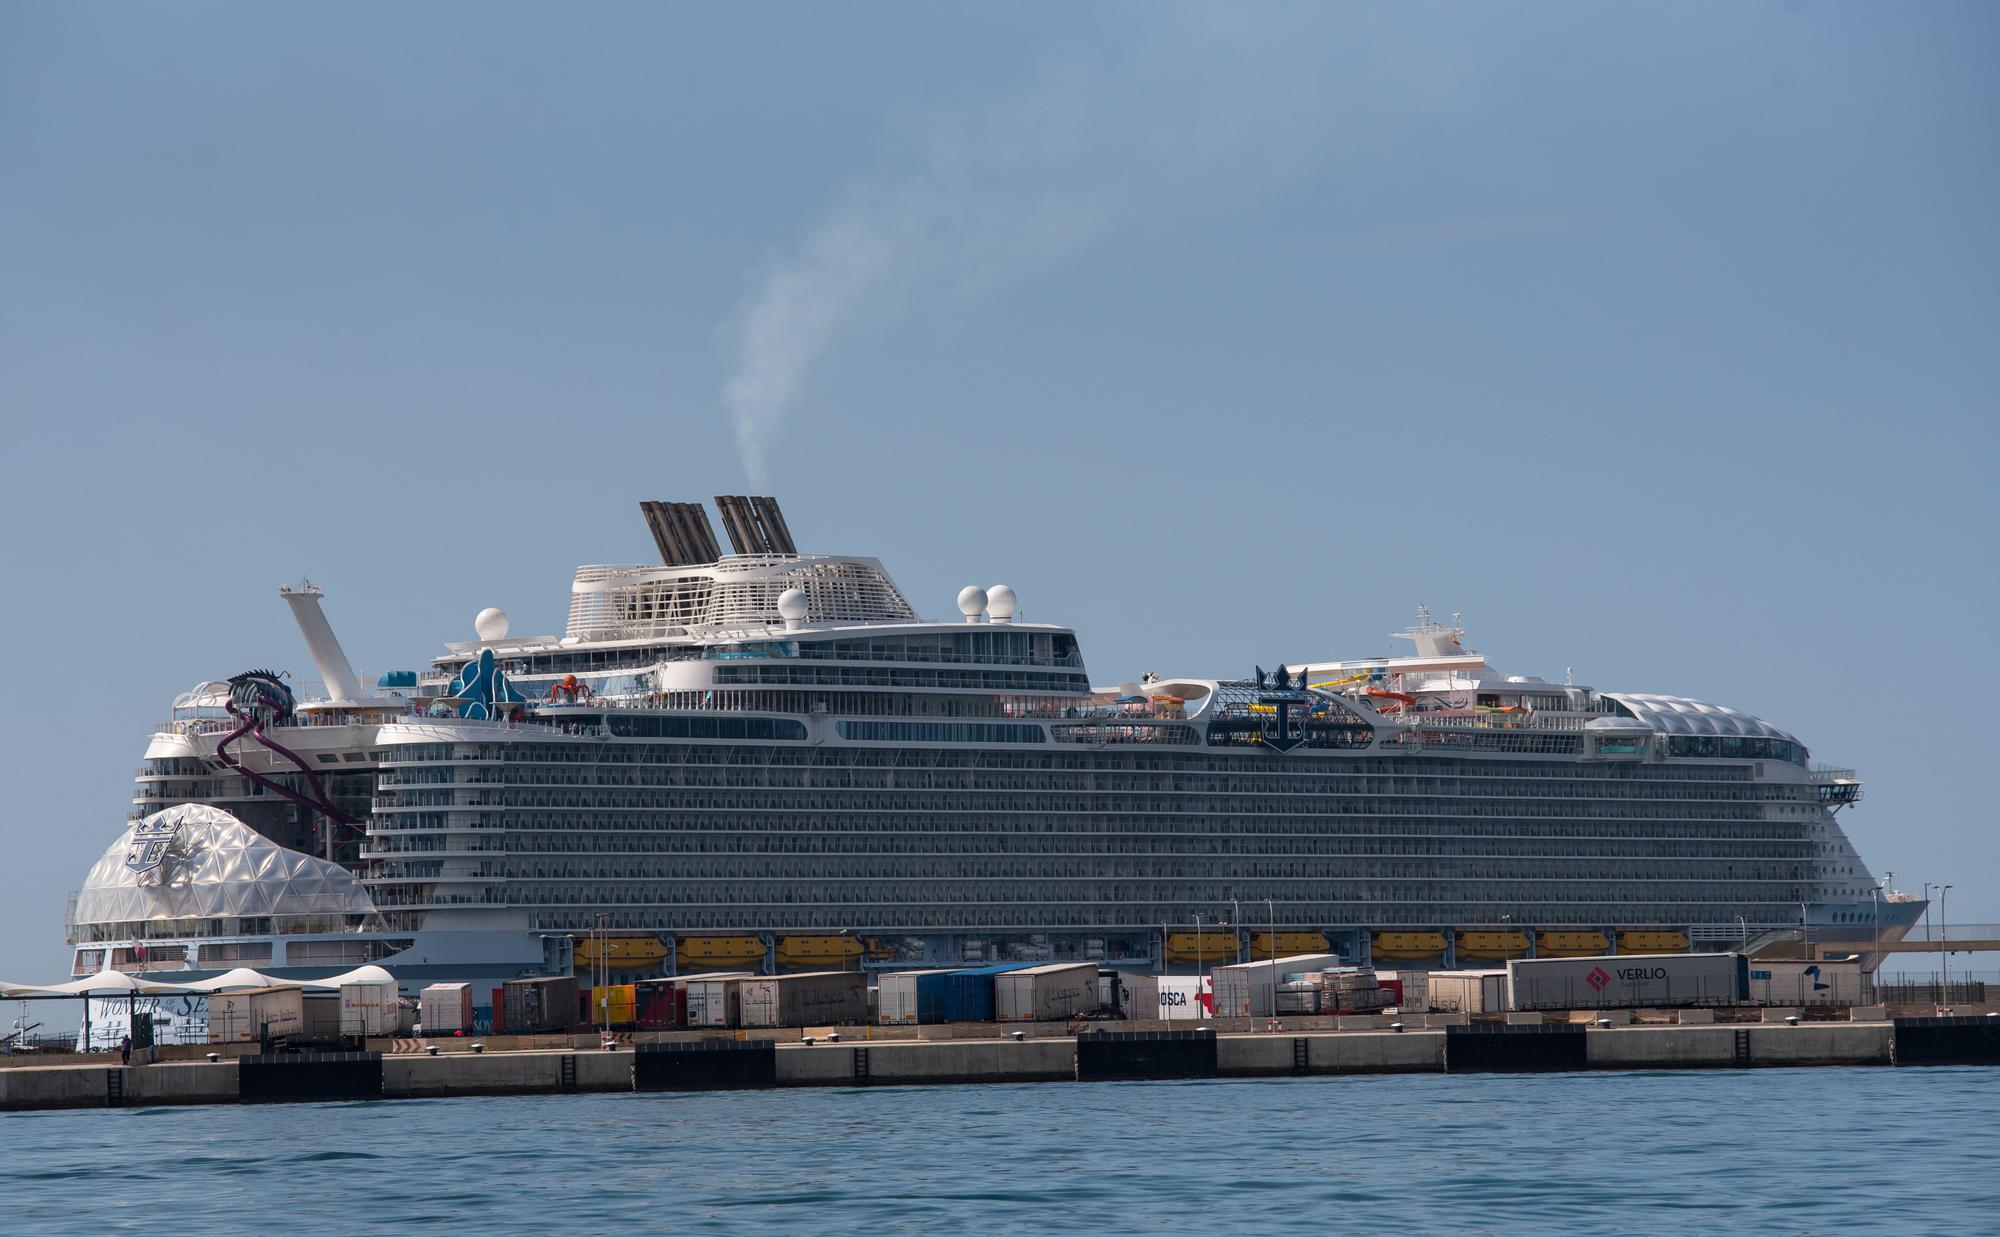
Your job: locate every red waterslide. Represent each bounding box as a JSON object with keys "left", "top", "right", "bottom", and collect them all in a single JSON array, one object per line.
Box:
[{"left": 1366, "top": 688, "right": 1417, "bottom": 712}]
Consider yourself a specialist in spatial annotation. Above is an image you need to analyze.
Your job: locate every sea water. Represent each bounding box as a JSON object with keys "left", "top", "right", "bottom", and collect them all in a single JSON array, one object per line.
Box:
[{"left": 4, "top": 1067, "right": 1996, "bottom": 1232}]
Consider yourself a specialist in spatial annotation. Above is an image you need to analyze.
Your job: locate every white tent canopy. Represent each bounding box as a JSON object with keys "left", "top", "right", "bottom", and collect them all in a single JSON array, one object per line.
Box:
[
  {"left": 0, "top": 965, "right": 402, "bottom": 999},
  {"left": 35, "top": 969, "right": 201, "bottom": 997},
  {"left": 179, "top": 967, "right": 299, "bottom": 993},
  {"left": 309, "top": 965, "right": 397, "bottom": 989}
]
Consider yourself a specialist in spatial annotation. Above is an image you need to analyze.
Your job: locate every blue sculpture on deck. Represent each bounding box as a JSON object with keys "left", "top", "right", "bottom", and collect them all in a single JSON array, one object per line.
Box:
[{"left": 452, "top": 648, "right": 527, "bottom": 719}]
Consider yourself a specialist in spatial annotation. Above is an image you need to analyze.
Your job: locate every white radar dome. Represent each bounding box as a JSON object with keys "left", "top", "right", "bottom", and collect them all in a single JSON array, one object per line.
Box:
[
  {"left": 474, "top": 607, "right": 510, "bottom": 642},
  {"left": 956, "top": 586, "right": 989, "bottom": 621},
  {"left": 776, "top": 589, "right": 809, "bottom": 621},
  {"left": 986, "top": 585, "right": 1017, "bottom": 621}
]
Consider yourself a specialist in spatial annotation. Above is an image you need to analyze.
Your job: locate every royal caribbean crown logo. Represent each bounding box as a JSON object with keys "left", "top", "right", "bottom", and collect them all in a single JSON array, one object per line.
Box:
[{"left": 125, "top": 810, "right": 194, "bottom": 886}]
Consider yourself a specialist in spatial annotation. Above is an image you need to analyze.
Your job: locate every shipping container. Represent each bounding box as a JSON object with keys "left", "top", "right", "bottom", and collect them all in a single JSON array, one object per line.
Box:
[
  {"left": 995, "top": 963, "right": 1100, "bottom": 1022},
  {"left": 1211, "top": 953, "right": 1345, "bottom": 1018},
  {"left": 1154, "top": 976, "right": 1213, "bottom": 1021},
  {"left": 877, "top": 970, "right": 955, "bottom": 1025},
  {"left": 208, "top": 988, "right": 305, "bottom": 1044},
  {"left": 338, "top": 980, "right": 400, "bottom": 1037},
  {"left": 419, "top": 983, "right": 474, "bottom": 1034},
  {"left": 1506, "top": 953, "right": 1747, "bottom": 1011},
  {"left": 739, "top": 971, "right": 869, "bottom": 1028},
  {"left": 1377, "top": 969, "right": 1426, "bottom": 1012},
  {"left": 685, "top": 975, "right": 751, "bottom": 1028},
  {"left": 502, "top": 976, "right": 579, "bottom": 1034},
  {"left": 1426, "top": 970, "right": 1509, "bottom": 1014},
  {"left": 1104, "top": 971, "right": 1157, "bottom": 1019},
  {"left": 1746, "top": 960, "right": 1865, "bottom": 1007},
  {"left": 490, "top": 987, "right": 507, "bottom": 1035},
  {"left": 634, "top": 979, "right": 688, "bottom": 1029},
  {"left": 582, "top": 984, "right": 638, "bottom": 1028},
  {"left": 928, "top": 964, "right": 1035, "bottom": 1023}
]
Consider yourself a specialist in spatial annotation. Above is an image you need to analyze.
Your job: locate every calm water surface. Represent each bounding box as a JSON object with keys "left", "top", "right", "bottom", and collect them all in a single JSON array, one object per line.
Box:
[{"left": 5, "top": 1067, "right": 1995, "bottom": 1232}]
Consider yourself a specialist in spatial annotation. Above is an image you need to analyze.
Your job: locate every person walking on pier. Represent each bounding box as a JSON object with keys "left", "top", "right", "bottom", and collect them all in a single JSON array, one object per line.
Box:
[{"left": 119, "top": 1034, "right": 130, "bottom": 1067}]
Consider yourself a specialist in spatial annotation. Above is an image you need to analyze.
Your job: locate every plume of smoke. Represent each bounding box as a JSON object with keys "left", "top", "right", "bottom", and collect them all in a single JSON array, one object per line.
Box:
[
  {"left": 721, "top": 14, "right": 1341, "bottom": 489},
  {"left": 725, "top": 198, "right": 911, "bottom": 492}
]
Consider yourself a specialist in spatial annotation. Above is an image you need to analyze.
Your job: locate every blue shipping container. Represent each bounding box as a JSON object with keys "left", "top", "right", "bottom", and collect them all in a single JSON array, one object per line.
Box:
[{"left": 926, "top": 964, "right": 1035, "bottom": 1024}]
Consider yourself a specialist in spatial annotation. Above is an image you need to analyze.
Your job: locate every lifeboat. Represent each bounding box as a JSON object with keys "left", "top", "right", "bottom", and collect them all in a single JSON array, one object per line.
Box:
[
  {"left": 775, "top": 934, "right": 866, "bottom": 971},
  {"left": 1617, "top": 929, "right": 1691, "bottom": 954},
  {"left": 1535, "top": 930, "right": 1612, "bottom": 957},
  {"left": 1248, "top": 930, "right": 1332, "bottom": 958},
  {"left": 574, "top": 935, "right": 670, "bottom": 971},
  {"left": 1371, "top": 930, "right": 1450, "bottom": 962},
  {"left": 675, "top": 934, "right": 768, "bottom": 970},
  {"left": 1163, "top": 931, "right": 1241, "bottom": 966},
  {"left": 1455, "top": 930, "right": 1532, "bottom": 961}
]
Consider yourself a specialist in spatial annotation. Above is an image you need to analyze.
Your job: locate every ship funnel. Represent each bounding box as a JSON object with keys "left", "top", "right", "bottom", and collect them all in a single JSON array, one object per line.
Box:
[
  {"left": 279, "top": 581, "right": 365, "bottom": 704},
  {"left": 640, "top": 501, "right": 723, "bottom": 566},
  {"left": 715, "top": 495, "right": 798, "bottom": 556}
]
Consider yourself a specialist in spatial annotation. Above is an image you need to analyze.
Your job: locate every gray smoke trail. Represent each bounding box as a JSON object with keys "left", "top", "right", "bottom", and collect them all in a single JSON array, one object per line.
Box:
[
  {"left": 721, "top": 15, "right": 1340, "bottom": 488},
  {"left": 725, "top": 199, "right": 909, "bottom": 492}
]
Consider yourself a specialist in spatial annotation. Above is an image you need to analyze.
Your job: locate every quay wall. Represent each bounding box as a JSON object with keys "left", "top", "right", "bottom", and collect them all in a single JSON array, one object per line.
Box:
[{"left": 0, "top": 1020, "right": 1967, "bottom": 1112}]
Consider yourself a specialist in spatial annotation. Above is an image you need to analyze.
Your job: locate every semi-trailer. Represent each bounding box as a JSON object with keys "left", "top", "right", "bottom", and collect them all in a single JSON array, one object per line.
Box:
[
  {"left": 1506, "top": 953, "right": 1748, "bottom": 1011},
  {"left": 995, "top": 963, "right": 1099, "bottom": 1021}
]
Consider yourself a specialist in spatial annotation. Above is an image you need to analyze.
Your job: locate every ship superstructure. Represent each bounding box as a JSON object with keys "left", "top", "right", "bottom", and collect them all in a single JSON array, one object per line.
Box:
[{"left": 72, "top": 498, "right": 1921, "bottom": 1000}]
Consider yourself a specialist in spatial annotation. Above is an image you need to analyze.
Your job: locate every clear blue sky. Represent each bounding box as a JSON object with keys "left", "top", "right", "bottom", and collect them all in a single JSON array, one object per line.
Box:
[{"left": 1, "top": 3, "right": 1993, "bottom": 984}]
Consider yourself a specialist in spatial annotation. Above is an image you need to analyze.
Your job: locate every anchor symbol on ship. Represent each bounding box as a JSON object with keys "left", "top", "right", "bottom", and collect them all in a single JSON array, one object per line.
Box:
[{"left": 1254, "top": 663, "right": 1309, "bottom": 753}]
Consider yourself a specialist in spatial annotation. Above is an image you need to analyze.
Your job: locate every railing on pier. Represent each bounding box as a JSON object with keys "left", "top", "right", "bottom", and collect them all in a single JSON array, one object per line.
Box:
[{"left": 1902, "top": 923, "right": 2000, "bottom": 943}]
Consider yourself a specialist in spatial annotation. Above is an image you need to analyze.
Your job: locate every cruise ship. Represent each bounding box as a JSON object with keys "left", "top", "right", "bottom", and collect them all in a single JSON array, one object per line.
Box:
[{"left": 70, "top": 497, "right": 1923, "bottom": 1014}]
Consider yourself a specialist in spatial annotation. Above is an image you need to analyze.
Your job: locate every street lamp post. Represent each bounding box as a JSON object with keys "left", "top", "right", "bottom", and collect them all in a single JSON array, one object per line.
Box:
[
  {"left": 1940, "top": 885, "right": 1954, "bottom": 1010},
  {"left": 1871, "top": 883, "right": 1881, "bottom": 968},
  {"left": 1922, "top": 882, "right": 1936, "bottom": 995},
  {"left": 1267, "top": 897, "right": 1277, "bottom": 1028}
]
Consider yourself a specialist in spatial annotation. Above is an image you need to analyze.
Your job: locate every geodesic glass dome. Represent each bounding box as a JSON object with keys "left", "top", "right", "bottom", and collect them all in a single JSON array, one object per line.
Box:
[{"left": 73, "top": 804, "right": 381, "bottom": 928}]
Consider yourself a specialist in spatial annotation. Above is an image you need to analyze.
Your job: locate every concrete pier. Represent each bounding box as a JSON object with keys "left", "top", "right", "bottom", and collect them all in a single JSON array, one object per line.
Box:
[{"left": 0, "top": 1018, "right": 1985, "bottom": 1113}]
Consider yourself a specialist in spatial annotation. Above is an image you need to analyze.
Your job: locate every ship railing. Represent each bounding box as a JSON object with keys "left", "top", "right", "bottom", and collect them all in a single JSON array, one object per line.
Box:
[
  {"left": 1382, "top": 712, "right": 1594, "bottom": 732},
  {"left": 795, "top": 648, "right": 1087, "bottom": 669},
  {"left": 1006, "top": 703, "right": 1190, "bottom": 721}
]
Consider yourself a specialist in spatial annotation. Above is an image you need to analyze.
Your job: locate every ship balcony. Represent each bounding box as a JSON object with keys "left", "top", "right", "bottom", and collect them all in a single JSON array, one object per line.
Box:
[{"left": 358, "top": 841, "right": 506, "bottom": 859}]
